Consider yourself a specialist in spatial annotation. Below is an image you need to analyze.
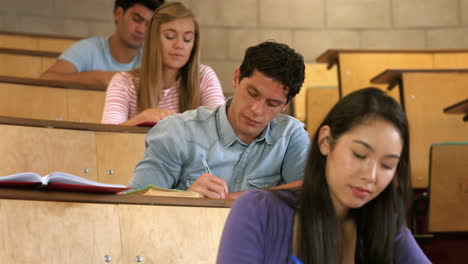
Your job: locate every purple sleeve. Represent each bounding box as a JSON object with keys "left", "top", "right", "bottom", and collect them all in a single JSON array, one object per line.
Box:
[
  {"left": 394, "top": 226, "right": 431, "bottom": 263},
  {"left": 217, "top": 190, "right": 269, "bottom": 264}
]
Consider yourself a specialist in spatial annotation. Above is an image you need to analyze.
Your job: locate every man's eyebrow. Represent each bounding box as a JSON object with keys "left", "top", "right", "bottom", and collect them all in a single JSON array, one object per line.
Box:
[
  {"left": 131, "top": 12, "right": 145, "bottom": 20},
  {"left": 352, "top": 140, "right": 400, "bottom": 159}
]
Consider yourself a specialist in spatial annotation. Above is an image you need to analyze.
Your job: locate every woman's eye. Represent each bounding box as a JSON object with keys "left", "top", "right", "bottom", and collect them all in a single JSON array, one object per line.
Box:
[
  {"left": 352, "top": 152, "right": 366, "bottom": 159},
  {"left": 165, "top": 35, "right": 175, "bottom": 40},
  {"left": 381, "top": 164, "right": 395, "bottom": 170},
  {"left": 183, "top": 38, "right": 193, "bottom": 43}
]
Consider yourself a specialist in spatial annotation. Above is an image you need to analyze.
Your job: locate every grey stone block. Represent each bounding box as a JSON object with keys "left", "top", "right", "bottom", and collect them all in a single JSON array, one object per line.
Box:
[
  {"left": 259, "top": 29, "right": 293, "bottom": 47},
  {"left": 259, "top": 0, "right": 324, "bottom": 28},
  {"left": 16, "top": 16, "right": 65, "bottom": 35},
  {"left": 294, "top": 30, "right": 360, "bottom": 62},
  {"left": 326, "top": 0, "right": 391, "bottom": 28},
  {"left": 88, "top": 21, "right": 115, "bottom": 37},
  {"left": 200, "top": 60, "right": 240, "bottom": 96},
  {"left": 200, "top": 27, "right": 229, "bottom": 60},
  {"left": 427, "top": 28, "right": 468, "bottom": 48},
  {"left": 218, "top": 0, "right": 257, "bottom": 27},
  {"left": 55, "top": 0, "right": 114, "bottom": 21},
  {"left": 393, "top": 0, "right": 458, "bottom": 27},
  {"left": 228, "top": 29, "right": 260, "bottom": 60},
  {"left": 191, "top": 0, "right": 218, "bottom": 25},
  {"left": 461, "top": 0, "right": 468, "bottom": 25},
  {"left": 361, "top": 29, "right": 426, "bottom": 49}
]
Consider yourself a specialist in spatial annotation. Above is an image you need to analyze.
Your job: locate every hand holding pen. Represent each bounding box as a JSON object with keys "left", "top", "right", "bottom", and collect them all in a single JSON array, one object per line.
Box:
[{"left": 186, "top": 153, "right": 229, "bottom": 199}]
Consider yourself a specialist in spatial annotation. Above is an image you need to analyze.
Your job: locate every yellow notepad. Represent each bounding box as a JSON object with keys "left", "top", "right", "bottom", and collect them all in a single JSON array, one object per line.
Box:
[{"left": 126, "top": 184, "right": 202, "bottom": 198}]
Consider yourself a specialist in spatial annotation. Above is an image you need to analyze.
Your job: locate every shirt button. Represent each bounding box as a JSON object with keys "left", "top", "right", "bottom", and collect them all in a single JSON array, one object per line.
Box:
[
  {"left": 264, "top": 184, "right": 269, "bottom": 188},
  {"left": 236, "top": 179, "right": 241, "bottom": 183},
  {"left": 246, "top": 149, "right": 250, "bottom": 153}
]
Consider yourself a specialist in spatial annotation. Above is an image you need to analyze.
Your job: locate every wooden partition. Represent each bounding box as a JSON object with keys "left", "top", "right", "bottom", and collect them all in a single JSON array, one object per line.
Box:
[
  {"left": 0, "top": 189, "right": 232, "bottom": 264},
  {"left": 0, "top": 117, "right": 149, "bottom": 185},
  {"left": 0, "top": 31, "right": 79, "bottom": 53},
  {"left": 294, "top": 63, "right": 339, "bottom": 135},
  {"left": 0, "top": 76, "right": 105, "bottom": 123},
  {"left": 0, "top": 48, "right": 59, "bottom": 78},
  {"left": 316, "top": 49, "right": 468, "bottom": 101},
  {"left": 428, "top": 143, "right": 468, "bottom": 232},
  {"left": 372, "top": 69, "right": 468, "bottom": 188}
]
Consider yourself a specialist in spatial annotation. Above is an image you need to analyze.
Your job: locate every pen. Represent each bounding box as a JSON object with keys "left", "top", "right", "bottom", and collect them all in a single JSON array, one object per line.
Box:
[
  {"left": 290, "top": 255, "right": 303, "bottom": 264},
  {"left": 199, "top": 153, "right": 212, "bottom": 174}
]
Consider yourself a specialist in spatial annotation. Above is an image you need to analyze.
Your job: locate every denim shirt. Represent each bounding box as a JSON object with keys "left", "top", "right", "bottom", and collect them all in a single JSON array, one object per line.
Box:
[{"left": 129, "top": 99, "right": 310, "bottom": 192}]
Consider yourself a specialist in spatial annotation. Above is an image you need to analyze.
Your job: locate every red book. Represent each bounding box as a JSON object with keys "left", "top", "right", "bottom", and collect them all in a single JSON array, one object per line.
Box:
[
  {"left": 137, "top": 121, "right": 157, "bottom": 127},
  {"left": 0, "top": 172, "right": 131, "bottom": 194}
]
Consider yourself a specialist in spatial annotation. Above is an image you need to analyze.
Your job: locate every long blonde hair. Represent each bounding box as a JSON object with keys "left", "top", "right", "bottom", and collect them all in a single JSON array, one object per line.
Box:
[{"left": 136, "top": 2, "right": 200, "bottom": 112}]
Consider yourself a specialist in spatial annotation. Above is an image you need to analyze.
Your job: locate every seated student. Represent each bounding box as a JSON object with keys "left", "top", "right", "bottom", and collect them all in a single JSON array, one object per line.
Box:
[
  {"left": 217, "top": 88, "right": 431, "bottom": 263},
  {"left": 128, "top": 41, "right": 310, "bottom": 199},
  {"left": 101, "top": 2, "right": 225, "bottom": 125},
  {"left": 40, "top": 0, "right": 164, "bottom": 87}
]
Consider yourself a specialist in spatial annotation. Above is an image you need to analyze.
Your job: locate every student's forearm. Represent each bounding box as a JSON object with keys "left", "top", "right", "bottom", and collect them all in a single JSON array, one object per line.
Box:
[{"left": 226, "top": 180, "right": 303, "bottom": 200}]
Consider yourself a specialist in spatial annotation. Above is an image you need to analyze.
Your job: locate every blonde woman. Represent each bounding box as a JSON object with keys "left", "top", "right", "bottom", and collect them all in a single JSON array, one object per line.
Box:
[{"left": 102, "top": 2, "right": 225, "bottom": 125}]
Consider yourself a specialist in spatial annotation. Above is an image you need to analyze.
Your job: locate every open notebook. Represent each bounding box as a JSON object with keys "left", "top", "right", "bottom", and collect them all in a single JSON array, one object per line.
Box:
[{"left": 0, "top": 171, "right": 131, "bottom": 194}]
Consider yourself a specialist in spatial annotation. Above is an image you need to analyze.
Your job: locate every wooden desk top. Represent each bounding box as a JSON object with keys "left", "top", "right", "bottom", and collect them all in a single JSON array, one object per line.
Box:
[
  {"left": 0, "top": 30, "right": 83, "bottom": 40},
  {"left": 0, "top": 47, "right": 60, "bottom": 58},
  {"left": 316, "top": 49, "right": 468, "bottom": 66},
  {"left": 371, "top": 69, "right": 468, "bottom": 86},
  {"left": 0, "top": 75, "right": 105, "bottom": 91},
  {"left": 0, "top": 116, "right": 151, "bottom": 134},
  {"left": 0, "top": 188, "right": 233, "bottom": 208},
  {"left": 444, "top": 99, "right": 468, "bottom": 122}
]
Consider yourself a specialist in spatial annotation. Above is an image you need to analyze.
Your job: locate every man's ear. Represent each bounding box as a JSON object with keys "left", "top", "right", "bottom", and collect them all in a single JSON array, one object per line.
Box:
[
  {"left": 114, "top": 7, "right": 124, "bottom": 24},
  {"left": 317, "top": 125, "right": 332, "bottom": 156},
  {"left": 282, "top": 96, "right": 295, "bottom": 112},
  {"left": 231, "top": 68, "right": 240, "bottom": 91}
]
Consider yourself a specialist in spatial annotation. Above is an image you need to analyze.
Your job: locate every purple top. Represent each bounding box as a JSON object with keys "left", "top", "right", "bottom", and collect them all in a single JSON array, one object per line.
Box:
[{"left": 217, "top": 189, "right": 431, "bottom": 264}]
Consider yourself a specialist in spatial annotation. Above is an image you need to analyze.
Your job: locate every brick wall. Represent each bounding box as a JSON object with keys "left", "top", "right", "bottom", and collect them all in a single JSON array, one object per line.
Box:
[{"left": 1, "top": 0, "right": 468, "bottom": 93}]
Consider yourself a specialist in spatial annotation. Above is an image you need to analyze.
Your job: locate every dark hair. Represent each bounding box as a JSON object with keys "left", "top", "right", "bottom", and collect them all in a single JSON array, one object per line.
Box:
[
  {"left": 114, "top": 0, "right": 164, "bottom": 12},
  {"left": 298, "top": 87, "right": 411, "bottom": 263},
  {"left": 239, "top": 41, "right": 305, "bottom": 103}
]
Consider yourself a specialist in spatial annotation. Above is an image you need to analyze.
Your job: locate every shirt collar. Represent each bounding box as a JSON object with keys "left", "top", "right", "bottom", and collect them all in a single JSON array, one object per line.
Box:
[{"left": 216, "top": 97, "right": 274, "bottom": 147}]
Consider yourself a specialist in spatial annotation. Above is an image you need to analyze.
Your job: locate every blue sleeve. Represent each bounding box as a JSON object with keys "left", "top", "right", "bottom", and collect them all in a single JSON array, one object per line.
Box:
[
  {"left": 58, "top": 38, "right": 97, "bottom": 72},
  {"left": 217, "top": 190, "right": 269, "bottom": 264},
  {"left": 128, "top": 115, "right": 187, "bottom": 190},
  {"left": 281, "top": 124, "right": 310, "bottom": 183},
  {"left": 394, "top": 226, "right": 431, "bottom": 263}
]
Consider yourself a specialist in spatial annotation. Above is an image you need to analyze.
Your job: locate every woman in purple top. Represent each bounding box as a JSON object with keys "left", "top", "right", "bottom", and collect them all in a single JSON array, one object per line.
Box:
[{"left": 217, "top": 87, "right": 431, "bottom": 264}]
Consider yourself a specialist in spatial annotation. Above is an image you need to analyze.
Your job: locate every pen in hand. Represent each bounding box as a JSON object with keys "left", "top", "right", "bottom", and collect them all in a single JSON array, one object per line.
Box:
[
  {"left": 199, "top": 153, "right": 212, "bottom": 174},
  {"left": 290, "top": 255, "right": 303, "bottom": 264}
]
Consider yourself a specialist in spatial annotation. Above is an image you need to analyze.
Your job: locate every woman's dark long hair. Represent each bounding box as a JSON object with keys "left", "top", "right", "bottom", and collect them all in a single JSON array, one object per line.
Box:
[{"left": 297, "top": 87, "right": 411, "bottom": 264}]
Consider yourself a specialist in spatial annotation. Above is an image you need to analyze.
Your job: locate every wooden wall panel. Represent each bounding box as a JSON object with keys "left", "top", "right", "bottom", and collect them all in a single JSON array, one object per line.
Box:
[
  {"left": 0, "top": 83, "right": 68, "bottom": 120},
  {"left": 0, "top": 35, "right": 39, "bottom": 50},
  {"left": 306, "top": 87, "right": 339, "bottom": 137},
  {"left": 428, "top": 143, "right": 468, "bottom": 232},
  {"left": 38, "top": 38, "right": 75, "bottom": 53},
  {"left": 67, "top": 89, "right": 106, "bottom": 123},
  {"left": 338, "top": 53, "right": 433, "bottom": 101},
  {"left": 119, "top": 205, "right": 230, "bottom": 264},
  {"left": 0, "top": 125, "right": 50, "bottom": 175},
  {"left": 295, "top": 64, "right": 339, "bottom": 122},
  {"left": 433, "top": 53, "right": 468, "bottom": 68},
  {"left": 46, "top": 129, "right": 98, "bottom": 181},
  {"left": 0, "top": 54, "right": 43, "bottom": 78},
  {"left": 0, "top": 200, "right": 122, "bottom": 264},
  {"left": 402, "top": 73, "right": 468, "bottom": 187},
  {"left": 95, "top": 132, "right": 146, "bottom": 185}
]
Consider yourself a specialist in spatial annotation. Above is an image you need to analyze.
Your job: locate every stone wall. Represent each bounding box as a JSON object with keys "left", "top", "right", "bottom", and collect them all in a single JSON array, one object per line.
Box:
[{"left": 1, "top": 0, "right": 468, "bottom": 93}]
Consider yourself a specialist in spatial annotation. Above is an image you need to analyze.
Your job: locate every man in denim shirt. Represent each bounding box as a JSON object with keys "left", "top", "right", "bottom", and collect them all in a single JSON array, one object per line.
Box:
[{"left": 129, "top": 41, "right": 310, "bottom": 199}]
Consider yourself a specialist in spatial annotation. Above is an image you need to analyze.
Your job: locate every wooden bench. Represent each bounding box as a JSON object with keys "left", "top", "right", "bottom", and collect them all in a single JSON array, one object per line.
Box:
[
  {"left": 0, "top": 117, "right": 149, "bottom": 186},
  {"left": 371, "top": 69, "right": 468, "bottom": 188},
  {"left": 0, "top": 76, "right": 105, "bottom": 123},
  {"left": 0, "top": 48, "right": 59, "bottom": 78},
  {"left": 0, "top": 31, "right": 80, "bottom": 53},
  {"left": 0, "top": 188, "right": 232, "bottom": 263},
  {"left": 316, "top": 49, "right": 468, "bottom": 101}
]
